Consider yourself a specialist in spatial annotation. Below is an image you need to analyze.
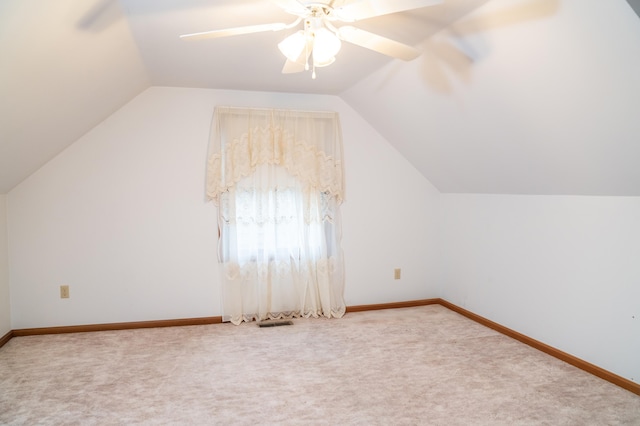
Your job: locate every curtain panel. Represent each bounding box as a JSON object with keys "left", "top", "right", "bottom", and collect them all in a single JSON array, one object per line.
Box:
[{"left": 207, "top": 106, "right": 346, "bottom": 324}]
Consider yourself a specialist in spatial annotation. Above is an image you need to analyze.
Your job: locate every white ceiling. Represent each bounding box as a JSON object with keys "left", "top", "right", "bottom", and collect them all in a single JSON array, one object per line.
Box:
[
  {"left": 343, "top": 0, "right": 640, "bottom": 195},
  {"left": 122, "top": 0, "right": 490, "bottom": 94},
  {"left": 0, "top": 0, "right": 149, "bottom": 193},
  {"left": 1, "top": 0, "right": 640, "bottom": 195}
]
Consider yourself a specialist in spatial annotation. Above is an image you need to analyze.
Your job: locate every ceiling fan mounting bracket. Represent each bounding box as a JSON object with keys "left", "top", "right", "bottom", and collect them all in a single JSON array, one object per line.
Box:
[{"left": 291, "top": 3, "right": 340, "bottom": 24}]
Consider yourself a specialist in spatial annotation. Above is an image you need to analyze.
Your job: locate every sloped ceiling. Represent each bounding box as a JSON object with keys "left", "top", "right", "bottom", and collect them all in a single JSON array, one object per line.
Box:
[
  {"left": 1, "top": 0, "right": 639, "bottom": 195},
  {"left": 343, "top": 0, "right": 640, "bottom": 195},
  {"left": 0, "top": 0, "right": 149, "bottom": 193}
]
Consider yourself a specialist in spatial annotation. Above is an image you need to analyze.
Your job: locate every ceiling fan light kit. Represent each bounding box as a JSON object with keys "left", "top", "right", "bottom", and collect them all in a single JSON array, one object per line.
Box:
[
  {"left": 180, "top": 0, "right": 443, "bottom": 79},
  {"left": 278, "top": 15, "right": 342, "bottom": 79},
  {"left": 278, "top": 30, "right": 307, "bottom": 62},
  {"left": 310, "top": 27, "right": 341, "bottom": 65}
]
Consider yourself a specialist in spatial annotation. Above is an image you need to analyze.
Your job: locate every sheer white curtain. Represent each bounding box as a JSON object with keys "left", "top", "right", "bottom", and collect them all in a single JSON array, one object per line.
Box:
[{"left": 206, "top": 106, "right": 346, "bottom": 324}]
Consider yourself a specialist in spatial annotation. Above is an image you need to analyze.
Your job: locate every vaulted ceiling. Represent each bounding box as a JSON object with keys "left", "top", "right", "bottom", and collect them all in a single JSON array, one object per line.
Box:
[{"left": 1, "top": 0, "right": 639, "bottom": 195}]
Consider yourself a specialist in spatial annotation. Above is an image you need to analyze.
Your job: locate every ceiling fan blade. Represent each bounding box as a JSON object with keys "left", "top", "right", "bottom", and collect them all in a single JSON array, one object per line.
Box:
[
  {"left": 334, "top": 0, "right": 443, "bottom": 21},
  {"left": 338, "top": 26, "right": 420, "bottom": 60},
  {"left": 180, "top": 23, "right": 288, "bottom": 41},
  {"left": 282, "top": 59, "right": 306, "bottom": 74},
  {"left": 270, "top": 0, "right": 308, "bottom": 16}
]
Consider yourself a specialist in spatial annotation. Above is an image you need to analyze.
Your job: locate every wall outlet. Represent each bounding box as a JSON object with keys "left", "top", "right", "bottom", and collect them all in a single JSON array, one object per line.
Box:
[
  {"left": 60, "top": 285, "right": 70, "bottom": 299},
  {"left": 394, "top": 268, "right": 401, "bottom": 280}
]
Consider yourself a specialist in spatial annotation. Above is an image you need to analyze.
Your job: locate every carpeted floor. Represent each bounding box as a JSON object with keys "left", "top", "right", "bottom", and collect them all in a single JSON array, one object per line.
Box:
[{"left": 1, "top": 305, "right": 639, "bottom": 425}]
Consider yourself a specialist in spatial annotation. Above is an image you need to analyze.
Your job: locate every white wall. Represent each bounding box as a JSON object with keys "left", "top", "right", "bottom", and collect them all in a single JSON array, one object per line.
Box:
[
  {"left": 441, "top": 194, "right": 640, "bottom": 384},
  {"left": 5, "top": 85, "right": 638, "bottom": 387},
  {"left": 0, "top": 195, "right": 10, "bottom": 336},
  {"left": 6, "top": 86, "right": 441, "bottom": 329}
]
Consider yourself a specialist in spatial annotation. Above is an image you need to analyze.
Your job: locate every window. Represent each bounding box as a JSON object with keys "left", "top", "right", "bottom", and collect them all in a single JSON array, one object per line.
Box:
[
  {"left": 206, "top": 106, "right": 346, "bottom": 324},
  {"left": 219, "top": 174, "right": 327, "bottom": 264}
]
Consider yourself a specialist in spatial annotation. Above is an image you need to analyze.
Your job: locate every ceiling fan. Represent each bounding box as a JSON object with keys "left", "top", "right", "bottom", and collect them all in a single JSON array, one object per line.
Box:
[{"left": 180, "top": 0, "right": 443, "bottom": 79}]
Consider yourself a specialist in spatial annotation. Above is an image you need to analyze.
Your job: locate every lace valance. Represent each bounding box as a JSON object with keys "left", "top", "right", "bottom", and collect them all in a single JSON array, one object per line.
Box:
[{"left": 206, "top": 106, "right": 345, "bottom": 204}]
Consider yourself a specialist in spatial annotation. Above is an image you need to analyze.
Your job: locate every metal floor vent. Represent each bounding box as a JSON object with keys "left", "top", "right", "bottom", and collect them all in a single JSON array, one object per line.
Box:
[{"left": 258, "top": 320, "right": 293, "bottom": 328}]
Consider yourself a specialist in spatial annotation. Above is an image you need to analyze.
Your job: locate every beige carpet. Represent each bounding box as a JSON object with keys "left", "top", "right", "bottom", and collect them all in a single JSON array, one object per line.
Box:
[{"left": 1, "top": 305, "right": 639, "bottom": 425}]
